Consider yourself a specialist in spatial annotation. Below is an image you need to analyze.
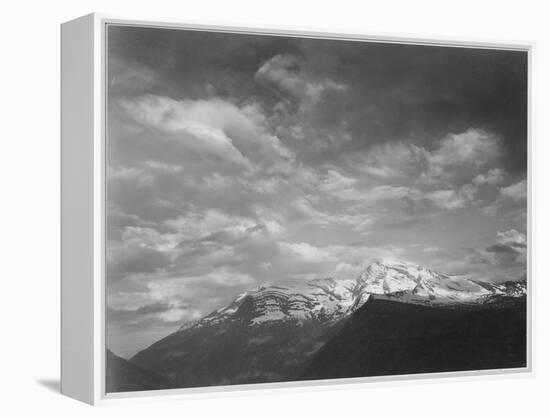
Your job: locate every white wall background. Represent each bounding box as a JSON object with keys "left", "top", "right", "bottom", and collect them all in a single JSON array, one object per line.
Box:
[{"left": 1, "top": 0, "right": 548, "bottom": 415}]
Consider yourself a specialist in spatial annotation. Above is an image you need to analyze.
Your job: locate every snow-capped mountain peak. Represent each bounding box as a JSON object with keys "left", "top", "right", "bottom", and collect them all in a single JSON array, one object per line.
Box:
[
  {"left": 357, "top": 258, "right": 525, "bottom": 304},
  {"left": 178, "top": 259, "right": 526, "bottom": 332},
  {"left": 180, "top": 277, "right": 360, "bottom": 331}
]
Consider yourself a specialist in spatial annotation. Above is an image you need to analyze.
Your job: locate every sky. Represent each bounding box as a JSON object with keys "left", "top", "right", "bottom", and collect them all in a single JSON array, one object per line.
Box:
[{"left": 106, "top": 24, "right": 528, "bottom": 358}]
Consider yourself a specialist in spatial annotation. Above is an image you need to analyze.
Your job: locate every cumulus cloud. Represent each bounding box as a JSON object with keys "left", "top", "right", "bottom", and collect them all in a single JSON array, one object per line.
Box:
[
  {"left": 481, "top": 178, "right": 527, "bottom": 216},
  {"left": 121, "top": 94, "right": 293, "bottom": 173},
  {"left": 334, "top": 129, "right": 508, "bottom": 218},
  {"left": 355, "top": 129, "right": 502, "bottom": 191},
  {"left": 123, "top": 96, "right": 247, "bottom": 166},
  {"left": 421, "top": 128, "right": 501, "bottom": 186},
  {"left": 496, "top": 229, "right": 527, "bottom": 248},
  {"left": 500, "top": 179, "right": 527, "bottom": 201},
  {"left": 473, "top": 168, "right": 505, "bottom": 186},
  {"left": 255, "top": 54, "right": 346, "bottom": 103},
  {"left": 429, "top": 128, "right": 500, "bottom": 168},
  {"left": 280, "top": 241, "right": 329, "bottom": 263}
]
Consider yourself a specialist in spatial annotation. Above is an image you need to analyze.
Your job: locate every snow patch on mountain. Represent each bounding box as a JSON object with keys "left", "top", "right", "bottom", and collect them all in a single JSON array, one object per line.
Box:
[{"left": 357, "top": 259, "right": 497, "bottom": 304}]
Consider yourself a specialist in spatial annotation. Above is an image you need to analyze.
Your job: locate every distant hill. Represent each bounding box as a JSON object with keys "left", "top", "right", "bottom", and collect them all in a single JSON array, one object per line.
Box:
[{"left": 106, "top": 349, "right": 172, "bottom": 392}]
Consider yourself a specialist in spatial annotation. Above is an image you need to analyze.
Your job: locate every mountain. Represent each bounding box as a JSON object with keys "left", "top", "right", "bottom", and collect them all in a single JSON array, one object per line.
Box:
[
  {"left": 105, "top": 349, "right": 172, "bottom": 392},
  {"left": 179, "top": 276, "right": 361, "bottom": 332},
  {"left": 179, "top": 258, "right": 524, "bottom": 333},
  {"left": 355, "top": 258, "right": 526, "bottom": 305},
  {"left": 129, "top": 279, "right": 354, "bottom": 388},
  {"left": 125, "top": 259, "right": 527, "bottom": 391},
  {"left": 300, "top": 296, "right": 527, "bottom": 380}
]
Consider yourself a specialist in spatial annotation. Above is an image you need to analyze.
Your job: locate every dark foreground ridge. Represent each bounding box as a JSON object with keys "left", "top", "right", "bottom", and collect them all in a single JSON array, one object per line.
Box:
[{"left": 300, "top": 296, "right": 527, "bottom": 380}]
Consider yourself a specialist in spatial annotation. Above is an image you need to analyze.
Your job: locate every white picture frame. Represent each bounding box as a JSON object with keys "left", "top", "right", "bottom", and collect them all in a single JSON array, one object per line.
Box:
[{"left": 61, "top": 13, "right": 533, "bottom": 405}]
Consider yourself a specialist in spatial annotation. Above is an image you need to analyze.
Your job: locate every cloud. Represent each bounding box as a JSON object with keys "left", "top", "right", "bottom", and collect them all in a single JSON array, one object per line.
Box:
[
  {"left": 463, "top": 229, "right": 527, "bottom": 280},
  {"left": 164, "top": 209, "right": 258, "bottom": 242},
  {"left": 357, "top": 142, "right": 429, "bottom": 180},
  {"left": 106, "top": 301, "right": 194, "bottom": 325},
  {"left": 107, "top": 291, "right": 156, "bottom": 312},
  {"left": 363, "top": 185, "right": 417, "bottom": 205},
  {"left": 108, "top": 267, "right": 256, "bottom": 325},
  {"left": 109, "top": 57, "right": 159, "bottom": 95},
  {"left": 107, "top": 242, "right": 173, "bottom": 280},
  {"left": 425, "top": 184, "right": 478, "bottom": 210},
  {"left": 291, "top": 196, "right": 375, "bottom": 232},
  {"left": 481, "top": 177, "right": 527, "bottom": 216},
  {"left": 485, "top": 229, "right": 527, "bottom": 266},
  {"left": 337, "top": 129, "right": 507, "bottom": 219},
  {"left": 320, "top": 169, "right": 357, "bottom": 195},
  {"left": 255, "top": 54, "right": 346, "bottom": 102},
  {"left": 319, "top": 169, "right": 413, "bottom": 205},
  {"left": 424, "top": 233, "right": 526, "bottom": 283},
  {"left": 430, "top": 128, "right": 500, "bottom": 167},
  {"left": 108, "top": 208, "right": 284, "bottom": 287},
  {"left": 500, "top": 179, "right": 527, "bottom": 201},
  {"left": 355, "top": 128, "right": 502, "bottom": 190},
  {"left": 422, "top": 128, "right": 501, "bottom": 186},
  {"left": 473, "top": 168, "right": 505, "bottom": 186},
  {"left": 495, "top": 229, "right": 527, "bottom": 249},
  {"left": 121, "top": 94, "right": 293, "bottom": 173},
  {"left": 121, "top": 226, "right": 179, "bottom": 251},
  {"left": 107, "top": 200, "right": 408, "bottom": 338},
  {"left": 122, "top": 95, "right": 251, "bottom": 167},
  {"left": 280, "top": 241, "right": 329, "bottom": 263}
]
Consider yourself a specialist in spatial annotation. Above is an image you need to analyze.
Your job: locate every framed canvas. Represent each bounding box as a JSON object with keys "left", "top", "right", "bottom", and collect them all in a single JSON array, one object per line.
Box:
[{"left": 61, "top": 14, "right": 532, "bottom": 405}]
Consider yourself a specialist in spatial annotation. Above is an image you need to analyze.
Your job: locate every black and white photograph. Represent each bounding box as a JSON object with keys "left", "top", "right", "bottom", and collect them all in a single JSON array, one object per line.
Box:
[{"left": 105, "top": 24, "right": 528, "bottom": 392}]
